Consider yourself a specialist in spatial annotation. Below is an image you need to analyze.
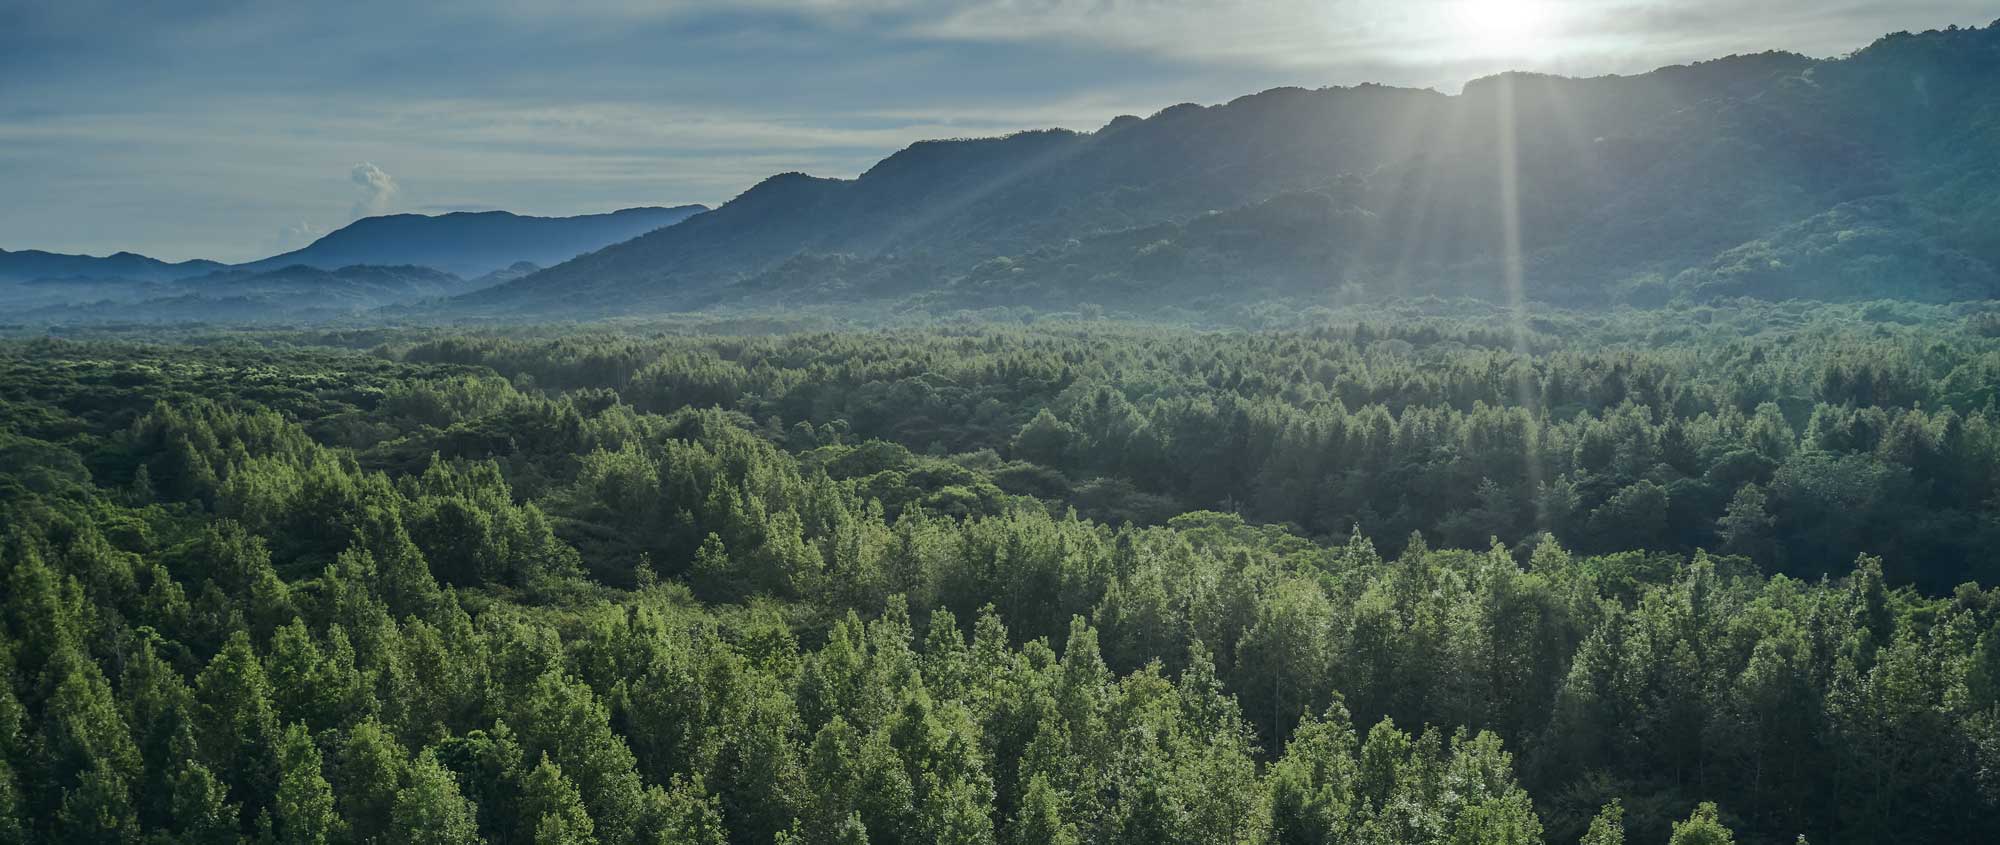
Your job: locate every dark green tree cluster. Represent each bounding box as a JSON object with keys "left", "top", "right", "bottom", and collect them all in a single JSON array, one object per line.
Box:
[
  {"left": 1, "top": 309, "right": 1997, "bottom": 844},
  {"left": 395, "top": 303, "right": 2000, "bottom": 590}
]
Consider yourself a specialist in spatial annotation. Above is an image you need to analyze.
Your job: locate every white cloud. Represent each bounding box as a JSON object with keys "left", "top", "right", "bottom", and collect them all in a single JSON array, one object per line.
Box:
[
  {"left": 899, "top": 0, "right": 1991, "bottom": 81},
  {"left": 349, "top": 161, "right": 400, "bottom": 218},
  {"left": 270, "top": 220, "right": 325, "bottom": 253}
]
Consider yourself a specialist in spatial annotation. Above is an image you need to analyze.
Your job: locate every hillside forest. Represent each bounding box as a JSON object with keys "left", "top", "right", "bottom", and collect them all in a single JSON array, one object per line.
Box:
[{"left": 3, "top": 300, "right": 1999, "bottom": 845}]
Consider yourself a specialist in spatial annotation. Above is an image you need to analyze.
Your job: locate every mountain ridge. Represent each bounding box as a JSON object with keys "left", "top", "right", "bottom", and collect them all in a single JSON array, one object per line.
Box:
[
  {"left": 2, "top": 205, "right": 707, "bottom": 287},
  {"left": 1, "top": 205, "right": 708, "bottom": 318},
  {"left": 0, "top": 248, "right": 227, "bottom": 284},
  {"left": 464, "top": 22, "right": 2000, "bottom": 316},
  {"left": 235, "top": 204, "right": 708, "bottom": 278}
]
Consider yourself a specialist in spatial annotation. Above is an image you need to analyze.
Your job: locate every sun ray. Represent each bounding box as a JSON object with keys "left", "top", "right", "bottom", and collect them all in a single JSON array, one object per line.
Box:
[{"left": 1450, "top": 0, "right": 1561, "bottom": 58}]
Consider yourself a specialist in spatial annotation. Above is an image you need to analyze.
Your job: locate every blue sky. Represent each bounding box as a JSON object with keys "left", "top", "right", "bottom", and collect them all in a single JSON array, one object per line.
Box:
[{"left": 2, "top": 0, "right": 1992, "bottom": 262}]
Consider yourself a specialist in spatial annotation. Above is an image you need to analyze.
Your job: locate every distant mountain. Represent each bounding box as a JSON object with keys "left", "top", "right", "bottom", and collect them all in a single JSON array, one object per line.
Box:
[
  {"left": 188, "top": 263, "right": 479, "bottom": 301},
  {"left": 0, "top": 248, "right": 225, "bottom": 284},
  {"left": 465, "top": 22, "right": 2000, "bottom": 315},
  {"left": 18, "top": 263, "right": 508, "bottom": 323},
  {"left": 465, "top": 260, "right": 543, "bottom": 290},
  {"left": 2, "top": 206, "right": 703, "bottom": 319},
  {"left": 238, "top": 206, "right": 707, "bottom": 278}
]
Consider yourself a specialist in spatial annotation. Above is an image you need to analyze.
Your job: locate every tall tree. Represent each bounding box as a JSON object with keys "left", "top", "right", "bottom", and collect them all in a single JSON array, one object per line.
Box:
[
  {"left": 391, "top": 749, "right": 481, "bottom": 845},
  {"left": 1669, "top": 803, "right": 1736, "bottom": 845},
  {"left": 272, "top": 724, "right": 340, "bottom": 845},
  {"left": 1580, "top": 800, "right": 1624, "bottom": 845},
  {"left": 196, "top": 632, "right": 281, "bottom": 815},
  {"left": 520, "top": 754, "right": 595, "bottom": 845}
]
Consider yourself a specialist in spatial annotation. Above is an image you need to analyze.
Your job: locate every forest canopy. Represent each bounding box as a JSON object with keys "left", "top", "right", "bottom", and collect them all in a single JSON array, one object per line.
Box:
[{"left": 1, "top": 299, "right": 1998, "bottom": 845}]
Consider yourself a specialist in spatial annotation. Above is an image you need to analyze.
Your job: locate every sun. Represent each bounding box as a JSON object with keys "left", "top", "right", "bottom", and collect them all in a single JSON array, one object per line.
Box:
[{"left": 1448, "top": 0, "right": 1560, "bottom": 57}]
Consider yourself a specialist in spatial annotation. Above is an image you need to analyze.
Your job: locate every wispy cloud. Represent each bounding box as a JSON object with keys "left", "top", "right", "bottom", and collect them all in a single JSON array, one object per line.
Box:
[
  {"left": 349, "top": 162, "right": 400, "bottom": 218},
  {"left": 269, "top": 220, "right": 325, "bottom": 253}
]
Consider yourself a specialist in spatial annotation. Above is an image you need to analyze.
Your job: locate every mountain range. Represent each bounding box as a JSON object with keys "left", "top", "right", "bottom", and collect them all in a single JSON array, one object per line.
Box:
[
  {"left": 9, "top": 22, "right": 1999, "bottom": 323},
  {"left": 232, "top": 205, "right": 707, "bottom": 278},
  {"left": 457, "top": 22, "right": 2000, "bottom": 316},
  {"left": 1, "top": 205, "right": 706, "bottom": 320},
  {"left": 0, "top": 249, "right": 227, "bottom": 285}
]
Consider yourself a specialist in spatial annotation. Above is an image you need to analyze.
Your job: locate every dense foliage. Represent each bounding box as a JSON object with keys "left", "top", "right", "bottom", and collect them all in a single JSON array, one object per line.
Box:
[{"left": 2, "top": 303, "right": 1998, "bottom": 844}]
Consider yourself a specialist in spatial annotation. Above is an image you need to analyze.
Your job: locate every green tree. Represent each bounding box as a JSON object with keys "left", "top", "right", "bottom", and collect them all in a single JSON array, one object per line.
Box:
[
  {"left": 431, "top": 723, "right": 527, "bottom": 843},
  {"left": 648, "top": 777, "right": 727, "bottom": 845},
  {"left": 1230, "top": 579, "right": 1334, "bottom": 743},
  {"left": 512, "top": 673, "right": 648, "bottom": 844},
  {"left": 56, "top": 757, "right": 139, "bottom": 844},
  {"left": 918, "top": 776, "right": 994, "bottom": 845},
  {"left": 391, "top": 749, "right": 480, "bottom": 845},
  {"left": 1716, "top": 483, "right": 1775, "bottom": 560},
  {"left": 1589, "top": 480, "right": 1670, "bottom": 551},
  {"left": 1006, "top": 774, "right": 1077, "bottom": 845},
  {"left": 1012, "top": 410, "right": 1079, "bottom": 467},
  {"left": 1669, "top": 802, "right": 1735, "bottom": 845},
  {"left": 335, "top": 720, "right": 406, "bottom": 844},
  {"left": 0, "top": 759, "right": 23, "bottom": 845},
  {"left": 272, "top": 724, "right": 340, "bottom": 845},
  {"left": 1581, "top": 800, "right": 1624, "bottom": 845},
  {"left": 38, "top": 649, "right": 142, "bottom": 807},
  {"left": 166, "top": 760, "right": 240, "bottom": 845},
  {"left": 196, "top": 632, "right": 280, "bottom": 813},
  {"left": 520, "top": 754, "right": 595, "bottom": 845},
  {"left": 1268, "top": 706, "right": 1357, "bottom": 845}
]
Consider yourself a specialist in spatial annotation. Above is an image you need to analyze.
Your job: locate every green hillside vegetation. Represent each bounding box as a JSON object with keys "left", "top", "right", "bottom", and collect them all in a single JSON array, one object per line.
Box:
[{"left": 2, "top": 301, "right": 1999, "bottom": 844}]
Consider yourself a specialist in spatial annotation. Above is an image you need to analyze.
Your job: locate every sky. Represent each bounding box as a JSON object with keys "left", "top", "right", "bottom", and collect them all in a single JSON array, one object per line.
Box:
[{"left": 2, "top": 1, "right": 1992, "bottom": 263}]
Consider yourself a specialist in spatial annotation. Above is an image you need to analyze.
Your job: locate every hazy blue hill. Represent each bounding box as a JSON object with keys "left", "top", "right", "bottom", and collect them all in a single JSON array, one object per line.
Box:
[
  {"left": 21, "top": 263, "right": 501, "bottom": 323},
  {"left": 474, "top": 175, "right": 846, "bottom": 303},
  {"left": 0, "top": 247, "right": 226, "bottom": 283},
  {"left": 238, "top": 204, "right": 707, "bottom": 278},
  {"left": 1, "top": 206, "right": 696, "bottom": 316},
  {"left": 465, "top": 260, "right": 542, "bottom": 289},
  {"left": 467, "top": 22, "right": 2000, "bottom": 315},
  {"left": 187, "top": 263, "right": 474, "bottom": 300}
]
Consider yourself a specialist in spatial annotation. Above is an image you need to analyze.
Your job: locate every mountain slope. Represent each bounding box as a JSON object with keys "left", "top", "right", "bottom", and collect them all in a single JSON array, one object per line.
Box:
[
  {"left": 186, "top": 263, "right": 478, "bottom": 301},
  {"left": 239, "top": 205, "right": 707, "bottom": 278},
  {"left": 468, "top": 22, "right": 2000, "bottom": 315},
  {"left": 0, "top": 248, "right": 225, "bottom": 283}
]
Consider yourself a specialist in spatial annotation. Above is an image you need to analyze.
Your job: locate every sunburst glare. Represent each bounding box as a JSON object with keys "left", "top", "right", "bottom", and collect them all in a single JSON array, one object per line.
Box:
[{"left": 1448, "top": 0, "right": 1563, "bottom": 57}]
